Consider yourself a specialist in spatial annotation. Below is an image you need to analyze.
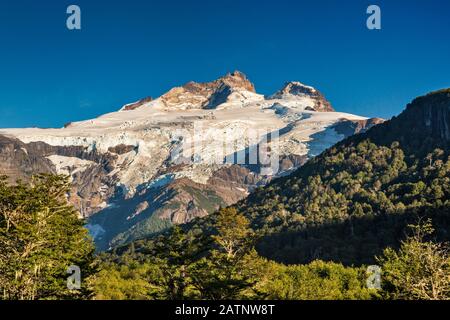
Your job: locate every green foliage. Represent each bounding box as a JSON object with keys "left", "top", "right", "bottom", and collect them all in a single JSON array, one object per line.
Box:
[
  {"left": 89, "top": 256, "right": 164, "bottom": 300},
  {"left": 183, "top": 186, "right": 227, "bottom": 214},
  {"left": 237, "top": 140, "right": 450, "bottom": 265},
  {"left": 150, "top": 225, "right": 204, "bottom": 299},
  {"left": 258, "top": 260, "right": 378, "bottom": 300},
  {"left": 94, "top": 208, "right": 378, "bottom": 300},
  {"left": 109, "top": 214, "right": 173, "bottom": 249},
  {"left": 188, "top": 208, "right": 260, "bottom": 299},
  {"left": 377, "top": 219, "right": 450, "bottom": 300},
  {"left": 212, "top": 208, "right": 255, "bottom": 259},
  {"left": 189, "top": 250, "right": 264, "bottom": 300},
  {"left": 0, "top": 174, "right": 96, "bottom": 300}
]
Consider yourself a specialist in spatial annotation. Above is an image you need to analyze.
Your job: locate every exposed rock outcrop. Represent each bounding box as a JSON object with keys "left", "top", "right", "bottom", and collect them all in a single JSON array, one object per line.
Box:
[
  {"left": 0, "top": 134, "right": 118, "bottom": 217},
  {"left": 0, "top": 135, "right": 55, "bottom": 181},
  {"left": 270, "top": 81, "right": 334, "bottom": 112},
  {"left": 160, "top": 71, "right": 256, "bottom": 109},
  {"left": 357, "top": 89, "right": 450, "bottom": 154},
  {"left": 332, "top": 117, "right": 385, "bottom": 137},
  {"left": 121, "top": 97, "right": 153, "bottom": 111}
]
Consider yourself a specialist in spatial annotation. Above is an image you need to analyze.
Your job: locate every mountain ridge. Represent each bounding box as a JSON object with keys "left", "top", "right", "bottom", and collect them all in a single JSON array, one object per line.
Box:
[
  {"left": 123, "top": 88, "right": 449, "bottom": 268},
  {"left": 0, "top": 72, "right": 382, "bottom": 250},
  {"left": 232, "top": 88, "right": 450, "bottom": 265}
]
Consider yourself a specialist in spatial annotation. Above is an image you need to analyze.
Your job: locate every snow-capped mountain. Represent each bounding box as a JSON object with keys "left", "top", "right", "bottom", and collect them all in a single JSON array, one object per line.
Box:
[
  {"left": 269, "top": 81, "right": 334, "bottom": 112},
  {"left": 0, "top": 71, "right": 382, "bottom": 250}
]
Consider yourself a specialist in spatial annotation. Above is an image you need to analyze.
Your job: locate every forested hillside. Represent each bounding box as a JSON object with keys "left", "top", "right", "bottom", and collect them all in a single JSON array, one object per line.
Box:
[
  {"left": 239, "top": 89, "right": 450, "bottom": 265},
  {"left": 127, "top": 89, "right": 450, "bottom": 268},
  {"left": 248, "top": 139, "right": 449, "bottom": 265}
]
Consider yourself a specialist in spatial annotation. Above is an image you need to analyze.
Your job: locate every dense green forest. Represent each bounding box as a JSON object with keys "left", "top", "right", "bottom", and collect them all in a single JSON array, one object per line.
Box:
[
  {"left": 242, "top": 90, "right": 450, "bottom": 265},
  {"left": 0, "top": 176, "right": 448, "bottom": 300},
  {"left": 0, "top": 175, "right": 96, "bottom": 300},
  {"left": 167, "top": 89, "right": 450, "bottom": 266},
  {"left": 0, "top": 90, "right": 449, "bottom": 300},
  {"left": 91, "top": 208, "right": 448, "bottom": 300},
  {"left": 245, "top": 140, "right": 449, "bottom": 265}
]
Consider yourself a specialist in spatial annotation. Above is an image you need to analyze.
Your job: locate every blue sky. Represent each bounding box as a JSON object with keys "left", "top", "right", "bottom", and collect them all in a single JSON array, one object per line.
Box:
[{"left": 0, "top": 0, "right": 449, "bottom": 128}]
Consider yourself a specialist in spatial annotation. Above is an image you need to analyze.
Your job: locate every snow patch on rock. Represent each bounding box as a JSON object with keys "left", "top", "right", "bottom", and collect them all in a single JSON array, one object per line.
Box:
[{"left": 47, "top": 155, "right": 95, "bottom": 177}]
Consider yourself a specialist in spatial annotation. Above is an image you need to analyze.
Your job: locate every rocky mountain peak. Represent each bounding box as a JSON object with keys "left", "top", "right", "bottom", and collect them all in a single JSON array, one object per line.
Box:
[
  {"left": 270, "top": 81, "right": 334, "bottom": 112},
  {"left": 160, "top": 71, "right": 257, "bottom": 109},
  {"left": 217, "top": 71, "right": 256, "bottom": 93},
  {"left": 277, "top": 81, "right": 317, "bottom": 96},
  {"left": 119, "top": 72, "right": 338, "bottom": 112}
]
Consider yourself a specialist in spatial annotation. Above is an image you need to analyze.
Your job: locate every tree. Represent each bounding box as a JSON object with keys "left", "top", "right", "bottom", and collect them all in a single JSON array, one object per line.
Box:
[
  {"left": 377, "top": 219, "right": 450, "bottom": 300},
  {"left": 212, "top": 208, "right": 255, "bottom": 259},
  {"left": 0, "top": 174, "right": 96, "bottom": 300},
  {"left": 90, "top": 257, "right": 163, "bottom": 300},
  {"left": 150, "top": 225, "right": 203, "bottom": 299},
  {"left": 189, "top": 208, "right": 261, "bottom": 299},
  {"left": 257, "top": 260, "right": 377, "bottom": 300}
]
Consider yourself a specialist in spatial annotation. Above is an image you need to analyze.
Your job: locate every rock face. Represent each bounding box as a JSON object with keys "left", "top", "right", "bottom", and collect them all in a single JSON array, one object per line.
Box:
[
  {"left": 270, "top": 81, "right": 334, "bottom": 112},
  {"left": 332, "top": 118, "right": 385, "bottom": 137},
  {"left": 0, "top": 135, "right": 54, "bottom": 181},
  {"left": 0, "top": 135, "right": 118, "bottom": 217},
  {"left": 0, "top": 71, "right": 380, "bottom": 250},
  {"left": 361, "top": 89, "right": 450, "bottom": 154},
  {"left": 121, "top": 97, "right": 153, "bottom": 111},
  {"left": 403, "top": 89, "right": 450, "bottom": 142},
  {"left": 160, "top": 71, "right": 257, "bottom": 110}
]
